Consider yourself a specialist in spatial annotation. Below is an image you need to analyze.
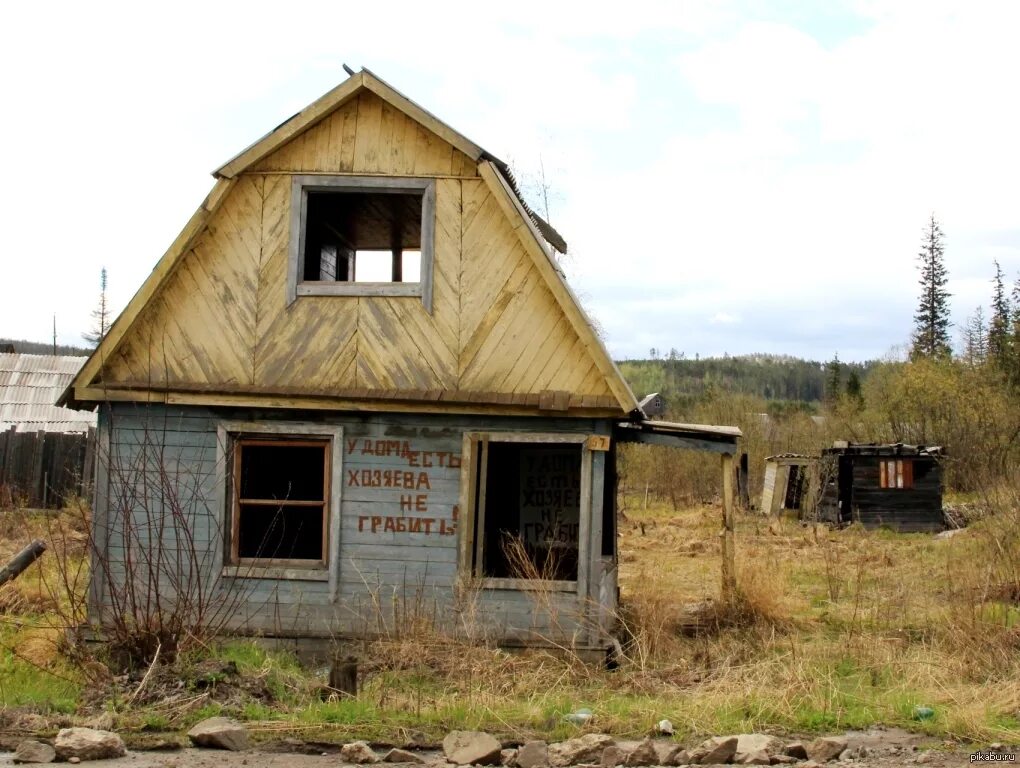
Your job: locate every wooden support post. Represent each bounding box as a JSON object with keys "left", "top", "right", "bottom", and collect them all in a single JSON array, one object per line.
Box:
[
  {"left": 721, "top": 452, "right": 736, "bottom": 600},
  {"left": 738, "top": 452, "right": 750, "bottom": 509},
  {"left": 0, "top": 539, "right": 47, "bottom": 586},
  {"left": 328, "top": 655, "right": 358, "bottom": 698}
]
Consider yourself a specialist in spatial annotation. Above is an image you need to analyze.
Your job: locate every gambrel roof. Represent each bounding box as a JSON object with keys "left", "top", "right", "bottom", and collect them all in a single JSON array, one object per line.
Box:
[{"left": 61, "top": 69, "right": 639, "bottom": 417}]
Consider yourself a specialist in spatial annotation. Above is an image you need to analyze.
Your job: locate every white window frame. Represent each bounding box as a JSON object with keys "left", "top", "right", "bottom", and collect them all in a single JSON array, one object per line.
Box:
[
  {"left": 286, "top": 175, "right": 436, "bottom": 312},
  {"left": 458, "top": 432, "right": 592, "bottom": 596},
  {"left": 216, "top": 420, "right": 343, "bottom": 599}
]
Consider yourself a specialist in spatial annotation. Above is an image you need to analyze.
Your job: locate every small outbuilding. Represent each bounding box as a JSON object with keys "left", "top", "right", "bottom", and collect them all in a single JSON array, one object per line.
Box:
[
  {"left": 760, "top": 453, "right": 812, "bottom": 516},
  {"left": 817, "top": 443, "right": 944, "bottom": 532}
]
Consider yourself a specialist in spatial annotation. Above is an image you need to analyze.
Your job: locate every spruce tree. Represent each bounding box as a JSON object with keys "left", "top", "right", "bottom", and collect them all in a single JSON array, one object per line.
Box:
[
  {"left": 910, "top": 214, "right": 952, "bottom": 360},
  {"left": 83, "top": 267, "right": 110, "bottom": 347},
  {"left": 988, "top": 261, "right": 1010, "bottom": 368},
  {"left": 961, "top": 306, "right": 988, "bottom": 366},
  {"left": 825, "top": 353, "right": 842, "bottom": 405}
]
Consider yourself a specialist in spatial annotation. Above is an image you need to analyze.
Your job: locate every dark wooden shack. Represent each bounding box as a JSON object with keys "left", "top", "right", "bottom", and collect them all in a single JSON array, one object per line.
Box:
[{"left": 818, "top": 443, "right": 944, "bottom": 532}]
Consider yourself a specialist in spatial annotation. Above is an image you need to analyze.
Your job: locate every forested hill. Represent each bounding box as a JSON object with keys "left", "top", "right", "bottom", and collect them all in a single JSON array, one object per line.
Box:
[
  {"left": 617, "top": 353, "right": 877, "bottom": 406},
  {"left": 0, "top": 338, "right": 91, "bottom": 356}
]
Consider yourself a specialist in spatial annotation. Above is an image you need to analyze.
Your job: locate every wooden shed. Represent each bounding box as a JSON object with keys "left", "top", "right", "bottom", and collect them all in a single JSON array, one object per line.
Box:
[
  {"left": 817, "top": 443, "right": 944, "bottom": 532},
  {"left": 760, "top": 454, "right": 812, "bottom": 516},
  {"left": 60, "top": 69, "right": 741, "bottom": 654}
]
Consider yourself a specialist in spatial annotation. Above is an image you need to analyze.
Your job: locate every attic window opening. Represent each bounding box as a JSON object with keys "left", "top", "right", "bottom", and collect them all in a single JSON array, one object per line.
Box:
[
  {"left": 230, "top": 438, "right": 330, "bottom": 565},
  {"left": 289, "top": 176, "right": 435, "bottom": 311}
]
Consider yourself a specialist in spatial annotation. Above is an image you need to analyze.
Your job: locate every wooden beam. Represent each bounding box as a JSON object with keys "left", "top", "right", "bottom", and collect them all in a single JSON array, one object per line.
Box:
[
  {"left": 477, "top": 161, "right": 638, "bottom": 416},
  {"left": 215, "top": 73, "right": 366, "bottom": 178},
  {"left": 721, "top": 452, "right": 736, "bottom": 601},
  {"left": 361, "top": 69, "right": 483, "bottom": 161},
  {"left": 72, "top": 385, "right": 624, "bottom": 419},
  {"left": 613, "top": 428, "right": 737, "bottom": 454},
  {"left": 60, "top": 178, "right": 237, "bottom": 406}
]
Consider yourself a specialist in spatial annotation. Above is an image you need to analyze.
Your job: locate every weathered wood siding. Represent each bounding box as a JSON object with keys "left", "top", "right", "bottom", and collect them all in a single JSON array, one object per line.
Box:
[
  {"left": 96, "top": 90, "right": 616, "bottom": 410},
  {"left": 850, "top": 457, "right": 943, "bottom": 532},
  {"left": 91, "top": 404, "right": 614, "bottom": 647}
]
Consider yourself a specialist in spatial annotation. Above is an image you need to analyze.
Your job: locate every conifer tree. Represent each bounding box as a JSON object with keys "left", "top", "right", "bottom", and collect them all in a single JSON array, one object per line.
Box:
[
  {"left": 83, "top": 267, "right": 110, "bottom": 347},
  {"left": 987, "top": 261, "right": 1010, "bottom": 368},
  {"left": 910, "top": 214, "right": 952, "bottom": 360}
]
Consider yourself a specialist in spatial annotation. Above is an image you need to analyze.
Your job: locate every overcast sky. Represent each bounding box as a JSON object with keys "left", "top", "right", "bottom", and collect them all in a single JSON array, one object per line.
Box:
[{"left": 2, "top": 0, "right": 1018, "bottom": 362}]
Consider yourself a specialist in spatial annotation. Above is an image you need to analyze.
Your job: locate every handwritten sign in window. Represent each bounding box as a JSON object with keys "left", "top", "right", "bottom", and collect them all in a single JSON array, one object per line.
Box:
[{"left": 519, "top": 448, "right": 580, "bottom": 549}]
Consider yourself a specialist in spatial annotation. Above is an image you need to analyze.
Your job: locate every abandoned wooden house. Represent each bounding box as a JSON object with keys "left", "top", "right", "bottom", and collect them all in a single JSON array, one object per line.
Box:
[
  {"left": 60, "top": 69, "right": 741, "bottom": 653},
  {"left": 817, "top": 443, "right": 944, "bottom": 532}
]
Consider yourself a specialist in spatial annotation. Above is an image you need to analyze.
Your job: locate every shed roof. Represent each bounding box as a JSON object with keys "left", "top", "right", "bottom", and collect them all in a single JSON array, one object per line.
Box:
[
  {"left": 0, "top": 354, "right": 96, "bottom": 432},
  {"left": 823, "top": 443, "right": 944, "bottom": 457}
]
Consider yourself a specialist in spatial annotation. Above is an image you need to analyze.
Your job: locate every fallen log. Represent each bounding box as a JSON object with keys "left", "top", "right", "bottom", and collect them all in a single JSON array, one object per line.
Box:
[{"left": 0, "top": 539, "right": 47, "bottom": 586}]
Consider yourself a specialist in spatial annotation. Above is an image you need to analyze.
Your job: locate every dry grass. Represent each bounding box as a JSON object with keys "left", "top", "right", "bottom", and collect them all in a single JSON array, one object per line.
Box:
[{"left": 2, "top": 496, "right": 1019, "bottom": 744}]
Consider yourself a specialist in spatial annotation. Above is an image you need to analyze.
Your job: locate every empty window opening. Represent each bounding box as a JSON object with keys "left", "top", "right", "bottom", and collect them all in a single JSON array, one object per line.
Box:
[
  {"left": 474, "top": 442, "right": 581, "bottom": 582},
  {"left": 879, "top": 459, "right": 913, "bottom": 489},
  {"left": 231, "top": 439, "right": 329, "bottom": 564},
  {"left": 303, "top": 191, "right": 422, "bottom": 284}
]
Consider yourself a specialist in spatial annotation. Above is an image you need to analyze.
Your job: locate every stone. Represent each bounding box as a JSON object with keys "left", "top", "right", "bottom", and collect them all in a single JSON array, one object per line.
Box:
[
  {"left": 54, "top": 728, "right": 126, "bottom": 762},
  {"left": 503, "top": 750, "right": 520, "bottom": 766},
  {"left": 736, "top": 736, "right": 784, "bottom": 759},
  {"left": 517, "top": 741, "right": 550, "bottom": 768},
  {"left": 384, "top": 748, "right": 426, "bottom": 764},
  {"left": 12, "top": 740, "right": 56, "bottom": 764},
  {"left": 658, "top": 720, "right": 675, "bottom": 736},
  {"left": 784, "top": 743, "right": 809, "bottom": 760},
  {"left": 654, "top": 743, "right": 685, "bottom": 766},
  {"left": 341, "top": 741, "right": 382, "bottom": 764},
  {"left": 688, "top": 736, "right": 738, "bottom": 765},
  {"left": 187, "top": 717, "right": 251, "bottom": 751},
  {"left": 548, "top": 735, "right": 616, "bottom": 767},
  {"left": 600, "top": 745, "right": 627, "bottom": 767},
  {"left": 667, "top": 748, "right": 690, "bottom": 766},
  {"left": 443, "top": 731, "right": 503, "bottom": 766},
  {"left": 806, "top": 737, "right": 848, "bottom": 763},
  {"left": 624, "top": 739, "right": 659, "bottom": 767},
  {"left": 68, "top": 759, "right": 80, "bottom": 765},
  {"left": 769, "top": 756, "right": 796, "bottom": 765},
  {"left": 914, "top": 752, "right": 932, "bottom": 765},
  {"left": 736, "top": 750, "right": 771, "bottom": 765}
]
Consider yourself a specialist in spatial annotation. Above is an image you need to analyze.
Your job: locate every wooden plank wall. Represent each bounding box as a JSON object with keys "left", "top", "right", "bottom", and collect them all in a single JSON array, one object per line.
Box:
[
  {"left": 0, "top": 427, "right": 95, "bottom": 508},
  {"left": 850, "top": 457, "right": 943, "bottom": 532},
  {"left": 98, "top": 90, "right": 615, "bottom": 410},
  {"left": 92, "top": 403, "right": 612, "bottom": 646}
]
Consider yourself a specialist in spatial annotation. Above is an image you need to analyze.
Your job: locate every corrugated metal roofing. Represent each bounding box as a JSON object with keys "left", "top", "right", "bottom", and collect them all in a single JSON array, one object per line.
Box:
[{"left": 0, "top": 353, "right": 96, "bottom": 433}]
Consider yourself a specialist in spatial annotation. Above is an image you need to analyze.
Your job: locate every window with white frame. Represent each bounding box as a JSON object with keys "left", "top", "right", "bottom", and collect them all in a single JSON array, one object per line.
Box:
[{"left": 287, "top": 175, "right": 435, "bottom": 311}]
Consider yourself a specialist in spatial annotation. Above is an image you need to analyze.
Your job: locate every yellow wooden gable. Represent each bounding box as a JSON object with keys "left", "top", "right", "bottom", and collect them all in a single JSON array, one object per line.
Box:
[{"left": 63, "top": 70, "right": 638, "bottom": 417}]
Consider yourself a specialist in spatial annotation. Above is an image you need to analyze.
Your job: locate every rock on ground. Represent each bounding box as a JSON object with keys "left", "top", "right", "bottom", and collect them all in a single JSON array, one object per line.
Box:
[
  {"left": 187, "top": 717, "right": 251, "bottom": 752},
  {"left": 623, "top": 739, "right": 658, "bottom": 767},
  {"left": 443, "top": 731, "right": 503, "bottom": 766},
  {"left": 807, "top": 737, "right": 849, "bottom": 763},
  {"left": 548, "top": 735, "right": 615, "bottom": 767},
  {"left": 341, "top": 741, "right": 381, "bottom": 764},
  {"left": 383, "top": 747, "right": 426, "bottom": 764},
  {"left": 12, "top": 739, "right": 56, "bottom": 764},
  {"left": 54, "top": 728, "right": 126, "bottom": 762},
  {"left": 516, "top": 741, "right": 550, "bottom": 768},
  {"left": 785, "top": 742, "right": 809, "bottom": 760},
  {"left": 689, "top": 736, "right": 739, "bottom": 765}
]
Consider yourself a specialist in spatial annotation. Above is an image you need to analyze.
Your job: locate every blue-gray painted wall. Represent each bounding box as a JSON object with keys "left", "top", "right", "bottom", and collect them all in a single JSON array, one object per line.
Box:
[{"left": 90, "top": 403, "right": 617, "bottom": 649}]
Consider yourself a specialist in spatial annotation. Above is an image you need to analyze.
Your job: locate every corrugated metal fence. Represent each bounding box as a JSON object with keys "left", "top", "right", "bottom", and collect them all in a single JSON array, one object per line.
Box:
[{"left": 0, "top": 427, "right": 96, "bottom": 508}]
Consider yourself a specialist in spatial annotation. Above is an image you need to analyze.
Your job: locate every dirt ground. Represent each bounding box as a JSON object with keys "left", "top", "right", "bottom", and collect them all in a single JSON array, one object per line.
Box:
[{"left": 0, "top": 729, "right": 1000, "bottom": 768}]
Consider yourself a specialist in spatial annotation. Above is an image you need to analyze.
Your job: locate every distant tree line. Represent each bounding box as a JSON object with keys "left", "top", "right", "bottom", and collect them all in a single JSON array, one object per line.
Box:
[
  {"left": 0, "top": 338, "right": 91, "bottom": 357},
  {"left": 617, "top": 352, "right": 877, "bottom": 408}
]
